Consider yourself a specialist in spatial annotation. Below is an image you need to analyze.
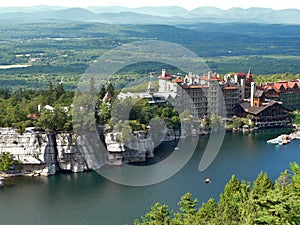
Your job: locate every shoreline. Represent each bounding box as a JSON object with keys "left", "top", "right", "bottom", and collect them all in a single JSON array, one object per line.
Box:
[{"left": 0, "top": 126, "right": 298, "bottom": 185}]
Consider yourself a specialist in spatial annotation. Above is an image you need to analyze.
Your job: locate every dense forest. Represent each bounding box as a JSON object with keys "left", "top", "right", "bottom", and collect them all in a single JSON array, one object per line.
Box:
[
  {"left": 0, "top": 22, "right": 299, "bottom": 90},
  {"left": 0, "top": 83, "right": 74, "bottom": 131},
  {"left": 133, "top": 163, "right": 300, "bottom": 225}
]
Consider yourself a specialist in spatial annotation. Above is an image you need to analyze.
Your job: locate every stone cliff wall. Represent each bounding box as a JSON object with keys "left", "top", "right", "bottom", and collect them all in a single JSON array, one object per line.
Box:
[
  {"left": 56, "top": 133, "right": 88, "bottom": 173},
  {"left": 105, "top": 132, "right": 154, "bottom": 166},
  {"left": 0, "top": 128, "right": 157, "bottom": 175},
  {"left": 0, "top": 128, "right": 89, "bottom": 175}
]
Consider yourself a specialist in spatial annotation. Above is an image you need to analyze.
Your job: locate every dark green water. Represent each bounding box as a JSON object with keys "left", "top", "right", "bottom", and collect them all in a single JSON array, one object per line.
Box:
[{"left": 0, "top": 130, "right": 300, "bottom": 225}]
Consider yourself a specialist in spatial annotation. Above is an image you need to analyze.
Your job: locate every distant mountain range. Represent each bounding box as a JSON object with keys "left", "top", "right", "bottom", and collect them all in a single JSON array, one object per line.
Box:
[{"left": 0, "top": 5, "right": 299, "bottom": 24}]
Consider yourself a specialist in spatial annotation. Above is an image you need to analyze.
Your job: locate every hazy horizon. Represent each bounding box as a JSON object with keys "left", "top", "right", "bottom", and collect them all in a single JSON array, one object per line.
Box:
[{"left": 0, "top": 0, "right": 299, "bottom": 11}]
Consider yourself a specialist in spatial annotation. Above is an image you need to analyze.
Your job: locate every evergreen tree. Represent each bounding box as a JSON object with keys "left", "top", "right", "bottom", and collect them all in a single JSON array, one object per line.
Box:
[
  {"left": 173, "top": 193, "right": 198, "bottom": 225},
  {"left": 196, "top": 198, "right": 216, "bottom": 222},
  {"left": 133, "top": 163, "right": 300, "bottom": 225},
  {"left": 134, "top": 203, "right": 171, "bottom": 225},
  {"left": 252, "top": 171, "right": 274, "bottom": 197},
  {"left": 46, "top": 81, "right": 55, "bottom": 105},
  {"left": 54, "top": 82, "right": 65, "bottom": 100}
]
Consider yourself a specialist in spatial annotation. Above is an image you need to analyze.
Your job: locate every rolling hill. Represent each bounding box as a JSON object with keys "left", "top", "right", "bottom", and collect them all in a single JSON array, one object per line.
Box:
[{"left": 0, "top": 6, "right": 299, "bottom": 24}]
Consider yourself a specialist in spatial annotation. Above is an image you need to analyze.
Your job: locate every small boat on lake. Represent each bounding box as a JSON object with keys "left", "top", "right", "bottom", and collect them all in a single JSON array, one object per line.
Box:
[{"left": 204, "top": 178, "right": 211, "bottom": 184}]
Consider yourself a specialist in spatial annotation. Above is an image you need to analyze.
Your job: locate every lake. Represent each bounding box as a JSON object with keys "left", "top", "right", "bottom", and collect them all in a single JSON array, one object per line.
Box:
[{"left": 0, "top": 129, "right": 299, "bottom": 225}]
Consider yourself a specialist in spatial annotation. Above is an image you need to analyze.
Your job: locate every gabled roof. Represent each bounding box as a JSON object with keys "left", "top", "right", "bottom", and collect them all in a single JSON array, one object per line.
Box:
[
  {"left": 254, "top": 90, "right": 264, "bottom": 98},
  {"left": 288, "top": 81, "right": 299, "bottom": 89},
  {"left": 239, "top": 101, "right": 283, "bottom": 115},
  {"left": 274, "top": 83, "right": 285, "bottom": 92},
  {"left": 264, "top": 81, "right": 300, "bottom": 93}
]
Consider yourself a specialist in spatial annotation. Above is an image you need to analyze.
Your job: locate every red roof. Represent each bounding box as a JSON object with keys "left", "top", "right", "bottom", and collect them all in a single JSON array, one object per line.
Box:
[
  {"left": 246, "top": 69, "right": 253, "bottom": 82},
  {"left": 182, "top": 85, "right": 208, "bottom": 89},
  {"left": 158, "top": 75, "right": 172, "bottom": 80},
  {"left": 173, "top": 77, "right": 183, "bottom": 83},
  {"left": 26, "top": 113, "right": 40, "bottom": 119},
  {"left": 158, "top": 69, "right": 173, "bottom": 80},
  {"left": 261, "top": 80, "right": 300, "bottom": 94},
  {"left": 236, "top": 72, "right": 246, "bottom": 77},
  {"left": 203, "top": 73, "right": 222, "bottom": 81},
  {"left": 223, "top": 86, "right": 238, "bottom": 90},
  {"left": 288, "top": 82, "right": 299, "bottom": 89}
]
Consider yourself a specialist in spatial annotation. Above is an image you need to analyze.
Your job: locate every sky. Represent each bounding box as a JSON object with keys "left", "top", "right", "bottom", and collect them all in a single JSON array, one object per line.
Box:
[{"left": 0, "top": 0, "right": 299, "bottom": 10}]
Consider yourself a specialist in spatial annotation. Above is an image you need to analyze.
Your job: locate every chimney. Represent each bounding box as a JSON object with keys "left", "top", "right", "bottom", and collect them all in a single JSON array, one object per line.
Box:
[
  {"left": 162, "top": 69, "right": 166, "bottom": 78},
  {"left": 241, "top": 79, "right": 245, "bottom": 100},
  {"left": 234, "top": 74, "right": 238, "bottom": 83},
  {"left": 250, "top": 82, "right": 256, "bottom": 107},
  {"left": 207, "top": 71, "right": 211, "bottom": 79}
]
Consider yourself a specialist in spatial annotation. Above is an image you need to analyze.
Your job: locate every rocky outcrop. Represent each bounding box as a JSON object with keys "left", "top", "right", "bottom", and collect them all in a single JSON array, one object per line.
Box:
[
  {"left": 105, "top": 132, "right": 154, "bottom": 165},
  {"left": 0, "top": 128, "right": 89, "bottom": 175},
  {"left": 0, "top": 128, "right": 57, "bottom": 175},
  {"left": 0, "top": 127, "right": 157, "bottom": 175},
  {"left": 56, "top": 133, "right": 88, "bottom": 173}
]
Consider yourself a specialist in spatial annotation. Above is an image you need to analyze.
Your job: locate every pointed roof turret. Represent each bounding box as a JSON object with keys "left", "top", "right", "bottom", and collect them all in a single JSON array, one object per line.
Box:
[{"left": 246, "top": 69, "right": 253, "bottom": 83}]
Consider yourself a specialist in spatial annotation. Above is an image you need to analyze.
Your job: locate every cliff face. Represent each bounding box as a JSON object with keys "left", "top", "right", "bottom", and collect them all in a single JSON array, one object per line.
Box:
[
  {"left": 0, "top": 128, "right": 55, "bottom": 175},
  {"left": 105, "top": 132, "right": 154, "bottom": 165},
  {"left": 0, "top": 128, "right": 89, "bottom": 175},
  {"left": 56, "top": 133, "right": 88, "bottom": 173},
  {"left": 0, "top": 128, "right": 156, "bottom": 175}
]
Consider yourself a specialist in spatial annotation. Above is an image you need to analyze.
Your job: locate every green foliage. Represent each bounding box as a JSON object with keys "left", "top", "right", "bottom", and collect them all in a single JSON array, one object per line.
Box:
[
  {"left": 0, "top": 22, "right": 300, "bottom": 91},
  {"left": 37, "top": 106, "right": 72, "bottom": 132},
  {"left": 109, "top": 97, "right": 180, "bottom": 134},
  {"left": 173, "top": 193, "right": 198, "bottom": 224},
  {"left": 230, "top": 116, "right": 250, "bottom": 129},
  {"left": 98, "top": 102, "right": 111, "bottom": 125},
  {"left": 0, "top": 82, "right": 73, "bottom": 131},
  {"left": 121, "top": 121, "right": 134, "bottom": 145},
  {"left": 254, "top": 72, "right": 300, "bottom": 85},
  {"left": 134, "top": 203, "right": 171, "bottom": 225},
  {"left": 209, "top": 113, "right": 224, "bottom": 131},
  {"left": 0, "top": 152, "right": 14, "bottom": 171},
  {"left": 295, "top": 113, "right": 300, "bottom": 125},
  {"left": 133, "top": 163, "right": 300, "bottom": 225}
]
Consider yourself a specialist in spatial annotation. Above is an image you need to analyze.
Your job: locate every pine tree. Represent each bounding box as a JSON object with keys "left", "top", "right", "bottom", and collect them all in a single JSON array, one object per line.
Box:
[
  {"left": 135, "top": 202, "right": 171, "bottom": 225},
  {"left": 252, "top": 171, "right": 274, "bottom": 197}
]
